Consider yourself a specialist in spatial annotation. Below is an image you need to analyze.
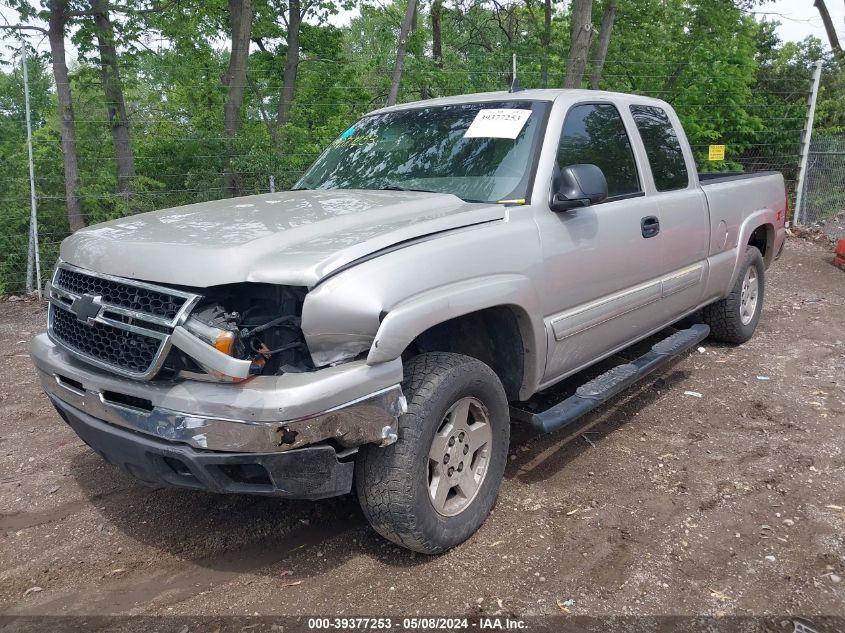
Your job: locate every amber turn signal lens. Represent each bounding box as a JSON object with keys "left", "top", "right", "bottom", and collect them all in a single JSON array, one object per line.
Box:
[{"left": 213, "top": 331, "right": 236, "bottom": 356}]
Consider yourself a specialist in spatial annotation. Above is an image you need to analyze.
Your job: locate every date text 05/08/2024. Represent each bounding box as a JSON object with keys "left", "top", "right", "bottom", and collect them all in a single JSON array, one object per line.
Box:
[{"left": 306, "top": 617, "right": 527, "bottom": 630}]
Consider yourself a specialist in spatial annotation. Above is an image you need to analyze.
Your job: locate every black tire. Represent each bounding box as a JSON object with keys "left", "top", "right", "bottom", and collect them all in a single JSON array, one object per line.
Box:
[
  {"left": 701, "top": 246, "right": 765, "bottom": 344},
  {"left": 355, "top": 352, "right": 510, "bottom": 554}
]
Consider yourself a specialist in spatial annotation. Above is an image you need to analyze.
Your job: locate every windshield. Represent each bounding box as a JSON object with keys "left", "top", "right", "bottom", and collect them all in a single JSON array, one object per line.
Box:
[{"left": 296, "top": 100, "right": 550, "bottom": 204}]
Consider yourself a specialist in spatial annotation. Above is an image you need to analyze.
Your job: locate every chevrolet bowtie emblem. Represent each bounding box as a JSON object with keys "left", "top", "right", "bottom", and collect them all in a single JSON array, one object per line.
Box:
[{"left": 71, "top": 293, "right": 103, "bottom": 324}]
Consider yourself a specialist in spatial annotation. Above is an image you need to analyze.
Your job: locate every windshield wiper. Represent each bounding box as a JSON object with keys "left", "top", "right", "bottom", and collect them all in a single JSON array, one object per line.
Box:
[
  {"left": 377, "top": 185, "right": 487, "bottom": 204},
  {"left": 296, "top": 184, "right": 486, "bottom": 204},
  {"left": 377, "top": 185, "right": 440, "bottom": 194},
  {"left": 377, "top": 185, "right": 489, "bottom": 204}
]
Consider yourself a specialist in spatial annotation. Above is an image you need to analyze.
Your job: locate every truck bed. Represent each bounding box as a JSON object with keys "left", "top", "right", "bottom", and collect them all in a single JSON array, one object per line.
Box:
[
  {"left": 699, "top": 169, "right": 786, "bottom": 276},
  {"left": 698, "top": 170, "right": 782, "bottom": 186}
]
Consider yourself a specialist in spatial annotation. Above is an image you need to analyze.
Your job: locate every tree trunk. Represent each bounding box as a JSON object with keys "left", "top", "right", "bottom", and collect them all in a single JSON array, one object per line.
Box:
[
  {"left": 90, "top": 0, "right": 135, "bottom": 202},
  {"left": 563, "top": 0, "right": 593, "bottom": 88},
  {"left": 813, "top": 0, "right": 842, "bottom": 57},
  {"left": 48, "top": 0, "right": 84, "bottom": 232},
  {"left": 222, "top": 0, "right": 255, "bottom": 197},
  {"left": 661, "top": 63, "right": 685, "bottom": 96},
  {"left": 387, "top": 0, "right": 418, "bottom": 106},
  {"left": 431, "top": 0, "right": 443, "bottom": 67},
  {"left": 589, "top": 0, "right": 616, "bottom": 90},
  {"left": 276, "top": 0, "right": 301, "bottom": 136},
  {"left": 540, "top": 0, "right": 552, "bottom": 86}
]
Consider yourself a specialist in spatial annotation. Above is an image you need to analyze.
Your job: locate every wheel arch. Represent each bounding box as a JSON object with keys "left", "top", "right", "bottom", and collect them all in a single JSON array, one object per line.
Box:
[
  {"left": 748, "top": 222, "right": 775, "bottom": 264},
  {"left": 726, "top": 211, "right": 778, "bottom": 293},
  {"left": 366, "top": 275, "right": 545, "bottom": 401}
]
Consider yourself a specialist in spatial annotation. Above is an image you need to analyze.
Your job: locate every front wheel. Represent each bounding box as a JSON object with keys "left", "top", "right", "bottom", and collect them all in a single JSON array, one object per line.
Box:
[
  {"left": 355, "top": 352, "right": 510, "bottom": 554},
  {"left": 701, "top": 245, "right": 765, "bottom": 344}
]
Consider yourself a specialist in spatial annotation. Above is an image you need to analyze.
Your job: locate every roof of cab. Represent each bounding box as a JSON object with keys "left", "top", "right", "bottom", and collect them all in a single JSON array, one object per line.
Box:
[{"left": 368, "top": 89, "right": 671, "bottom": 115}]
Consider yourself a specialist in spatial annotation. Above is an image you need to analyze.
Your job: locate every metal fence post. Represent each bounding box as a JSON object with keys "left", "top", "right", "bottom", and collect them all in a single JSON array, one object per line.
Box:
[
  {"left": 22, "top": 41, "right": 42, "bottom": 298},
  {"left": 269, "top": 175, "right": 276, "bottom": 193},
  {"left": 793, "top": 60, "right": 823, "bottom": 226}
]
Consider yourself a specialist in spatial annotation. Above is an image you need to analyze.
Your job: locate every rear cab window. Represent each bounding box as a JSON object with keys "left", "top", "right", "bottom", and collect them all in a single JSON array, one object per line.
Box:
[
  {"left": 556, "top": 103, "right": 642, "bottom": 200},
  {"left": 629, "top": 105, "right": 690, "bottom": 191}
]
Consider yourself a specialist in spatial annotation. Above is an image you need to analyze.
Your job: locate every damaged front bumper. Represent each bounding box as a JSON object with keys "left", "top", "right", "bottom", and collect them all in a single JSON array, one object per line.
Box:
[
  {"left": 31, "top": 333, "right": 406, "bottom": 456},
  {"left": 51, "top": 396, "right": 358, "bottom": 499}
]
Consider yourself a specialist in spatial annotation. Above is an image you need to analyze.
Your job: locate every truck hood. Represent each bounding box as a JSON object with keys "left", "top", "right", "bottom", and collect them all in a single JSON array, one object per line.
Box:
[{"left": 60, "top": 190, "right": 504, "bottom": 288}]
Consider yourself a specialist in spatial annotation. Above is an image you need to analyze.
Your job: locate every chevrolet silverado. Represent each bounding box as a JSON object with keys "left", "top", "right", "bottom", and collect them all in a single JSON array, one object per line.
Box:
[{"left": 31, "top": 89, "right": 787, "bottom": 554}]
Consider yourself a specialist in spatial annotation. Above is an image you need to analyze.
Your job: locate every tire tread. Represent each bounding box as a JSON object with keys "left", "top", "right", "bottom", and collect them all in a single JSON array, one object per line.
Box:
[
  {"left": 355, "top": 352, "right": 508, "bottom": 554},
  {"left": 701, "top": 246, "right": 764, "bottom": 344}
]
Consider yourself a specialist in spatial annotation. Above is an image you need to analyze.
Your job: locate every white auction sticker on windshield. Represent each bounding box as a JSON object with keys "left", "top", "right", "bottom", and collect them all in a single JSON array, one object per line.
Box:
[{"left": 463, "top": 108, "right": 532, "bottom": 139}]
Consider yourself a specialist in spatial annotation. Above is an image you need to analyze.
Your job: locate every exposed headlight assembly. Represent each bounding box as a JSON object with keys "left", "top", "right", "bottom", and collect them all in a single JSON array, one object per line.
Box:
[{"left": 172, "top": 283, "right": 314, "bottom": 382}]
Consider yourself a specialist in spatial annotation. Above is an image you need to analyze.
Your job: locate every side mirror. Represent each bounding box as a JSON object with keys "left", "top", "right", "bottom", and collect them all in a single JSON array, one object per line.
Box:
[{"left": 550, "top": 164, "right": 609, "bottom": 212}]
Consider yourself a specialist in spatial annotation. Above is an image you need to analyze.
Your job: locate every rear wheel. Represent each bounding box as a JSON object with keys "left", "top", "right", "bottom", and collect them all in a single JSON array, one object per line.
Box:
[
  {"left": 701, "top": 246, "right": 765, "bottom": 344},
  {"left": 355, "top": 352, "right": 510, "bottom": 554}
]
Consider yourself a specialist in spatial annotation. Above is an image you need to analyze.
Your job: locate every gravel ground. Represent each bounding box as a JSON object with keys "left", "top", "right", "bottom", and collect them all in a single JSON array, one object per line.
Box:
[
  {"left": 1, "top": 237, "right": 843, "bottom": 620},
  {"left": 816, "top": 211, "right": 845, "bottom": 243}
]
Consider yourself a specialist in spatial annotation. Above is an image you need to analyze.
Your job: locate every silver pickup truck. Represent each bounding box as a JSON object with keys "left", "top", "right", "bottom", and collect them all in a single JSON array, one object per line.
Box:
[{"left": 31, "top": 89, "right": 787, "bottom": 554}]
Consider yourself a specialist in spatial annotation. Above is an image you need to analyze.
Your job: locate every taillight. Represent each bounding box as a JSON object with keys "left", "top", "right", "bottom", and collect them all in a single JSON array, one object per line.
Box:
[{"left": 783, "top": 190, "right": 789, "bottom": 224}]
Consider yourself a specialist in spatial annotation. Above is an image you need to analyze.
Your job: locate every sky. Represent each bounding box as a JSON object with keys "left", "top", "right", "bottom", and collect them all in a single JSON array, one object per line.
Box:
[
  {"left": 761, "top": 0, "right": 844, "bottom": 47},
  {"left": 1, "top": 0, "right": 844, "bottom": 62}
]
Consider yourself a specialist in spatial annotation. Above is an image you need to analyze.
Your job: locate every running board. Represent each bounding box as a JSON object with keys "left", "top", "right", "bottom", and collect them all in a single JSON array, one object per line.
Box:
[{"left": 514, "top": 324, "right": 710, "bottom": 435}]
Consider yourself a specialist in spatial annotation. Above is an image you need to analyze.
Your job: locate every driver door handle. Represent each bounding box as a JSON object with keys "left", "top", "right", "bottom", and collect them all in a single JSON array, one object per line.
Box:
[{"left": 641, "top": 216, "right": 660, "bottom": 239}]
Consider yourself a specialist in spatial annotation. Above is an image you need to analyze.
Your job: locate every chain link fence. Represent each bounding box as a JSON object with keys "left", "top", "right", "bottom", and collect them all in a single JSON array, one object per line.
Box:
[
  {"left": 798, "top": 135, "right": 845, "bottom": 240},
  {"left": 0, "top": 60, "right": 821, "bottom": 296}
]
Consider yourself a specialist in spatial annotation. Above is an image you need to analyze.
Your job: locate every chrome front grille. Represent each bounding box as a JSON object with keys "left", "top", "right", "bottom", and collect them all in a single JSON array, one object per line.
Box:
[
  {"left": 47, "top": 263, "right": 201, "bottom": 380},
  {"left": 55, "top": 267, "right": 187, "bottom": 320},
  {"left": 51, "top": 305, "right": 162, "bottom": 374}
]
